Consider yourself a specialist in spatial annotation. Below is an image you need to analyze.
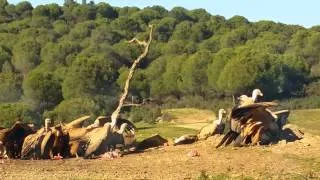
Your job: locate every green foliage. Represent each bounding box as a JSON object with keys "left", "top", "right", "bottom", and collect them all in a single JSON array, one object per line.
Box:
[
  {"left": 0, "top": 103, "right": 37, "bottom": 127},
  {"left": 130, "top": 106, "right": 161, "bottom": 124},
  {"left": 23, "top": 66, "right": 63, "bottom": 111},
  {"left": 117, "top": 67, "right": 149, "bottom": 98},
  {"left": 207, "top": 48, "right": 234, "bottom": 91},
  {"left": 0, "top": 45, "right": 11, "bottom": 71},
  {"left": 62, "top": 54, "right": 116, "bottom": 99},
  {"left": 45, "top": 97, "right": 95, "bottom": 122},
  {"left": 15, "top": 1, "right": 33, "bottom": 18},
  {"left": 0, "top": 1, "right": 318, "bottom": 122},
  {"left": 180, "top": 51, "right": 212, "bottom": 96},
  {"left": 96, "top": 2, "right": 118, "bottom": 19},
  {"left": 40, "top": 41, "right": 80, "bottom": 68},
  {"left": 12, "top": 37, "right": 40, "bottom": 74},
  {"left": 0, "top": 72, "right": 22, "bottom": 102}
]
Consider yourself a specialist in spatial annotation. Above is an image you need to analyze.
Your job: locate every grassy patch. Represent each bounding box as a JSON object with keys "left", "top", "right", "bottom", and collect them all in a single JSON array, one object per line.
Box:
[
  {"left": 162, "top": 108, "right": 215, "bottom": 124},
  {"left": 197, "top": 171, "right": 256, "bottom": 180},
  {"left": 135, "top": 122, "right": 197, "bottom": 141},
  {"left": 282, "top": 153, "right": 320, "bottom": 177},
  {"left": 289, "top": 109, "right": 320, "bottom": 135},
  {"left": 197, "top": 171, "right": 230, "bottom": 180}
]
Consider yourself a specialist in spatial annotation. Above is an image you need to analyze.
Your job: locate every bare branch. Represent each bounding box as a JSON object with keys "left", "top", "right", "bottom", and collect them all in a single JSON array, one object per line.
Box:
[
  {"left": 127, "top": 38, "right": 147, "bottom": 46},
  {"left": 110, "top": 25, "right": 154, "bottom": 129}
]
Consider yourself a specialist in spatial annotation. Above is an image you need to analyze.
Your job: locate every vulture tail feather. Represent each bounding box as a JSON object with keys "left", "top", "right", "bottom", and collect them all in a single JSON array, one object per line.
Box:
[
  {"left": 216, "top": 131, "right": 239, "bottom": 148},
  {"left": 224, "top": 132, "right": 239, "bottom": 146}
]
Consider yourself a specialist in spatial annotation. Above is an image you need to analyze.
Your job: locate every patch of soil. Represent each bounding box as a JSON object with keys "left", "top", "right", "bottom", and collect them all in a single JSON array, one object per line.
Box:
[{"left": 1, "top": 133, "right": 320, "bottom": 179}]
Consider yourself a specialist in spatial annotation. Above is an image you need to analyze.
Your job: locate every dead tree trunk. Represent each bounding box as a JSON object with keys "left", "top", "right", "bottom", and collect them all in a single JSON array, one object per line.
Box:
[{"left": 110, "top": 25, "right": 154, "bottom": 129}]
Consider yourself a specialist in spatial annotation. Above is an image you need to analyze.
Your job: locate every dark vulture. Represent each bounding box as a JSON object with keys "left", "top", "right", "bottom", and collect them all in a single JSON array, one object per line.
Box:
[
  {"left": 0, "top": 121, "right": 35, "bottom": 158},
  {"left": 21, "top": 119, "right": 69, "bottom": 159},
  {"left": 137, "top": 134, "right": 168, "bottom": 150},
  {"left": 216, "top": 102, "right": 289, "bottom": 148}
]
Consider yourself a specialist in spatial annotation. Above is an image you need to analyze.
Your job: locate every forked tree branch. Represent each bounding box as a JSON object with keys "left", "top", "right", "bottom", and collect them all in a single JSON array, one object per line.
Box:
[{"left": 110, "top": 25, "right": 154, "bottom": 129}]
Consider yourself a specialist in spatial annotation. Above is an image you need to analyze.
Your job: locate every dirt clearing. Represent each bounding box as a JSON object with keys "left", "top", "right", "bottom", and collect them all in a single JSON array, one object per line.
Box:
[{"left": 1, "top": 133, "right": 319, "bottom": 180}]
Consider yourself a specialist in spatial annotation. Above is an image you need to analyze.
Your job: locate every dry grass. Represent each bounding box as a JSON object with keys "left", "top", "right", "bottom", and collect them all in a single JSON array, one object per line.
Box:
[
  {"left": 135, "top": 122, "right": 196, "bottom": 142},
  {"left": 163, "top": 108, "right": 215, "bottom": 124},
  {"left": 289, "top": 109, "right": 320, "bottom": 136}
]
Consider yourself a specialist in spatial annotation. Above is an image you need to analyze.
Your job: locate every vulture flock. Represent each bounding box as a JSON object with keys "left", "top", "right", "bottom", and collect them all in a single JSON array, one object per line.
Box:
[
  {"left": 0, "top": 88, "right": 300, "bottom": 161},
  {"left": 174, "top": 89, "right": 295, "bottom": 147},
  {"left": 0, "top": 116, "right": 136, "bottom": 160}
]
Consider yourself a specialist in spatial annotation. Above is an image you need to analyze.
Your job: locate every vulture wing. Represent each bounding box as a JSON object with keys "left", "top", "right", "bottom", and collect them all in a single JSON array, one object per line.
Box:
[
  {"left": 231, "top": 102, "right": 278, "bottom": 119},
  {"left": 84, "top": 125, "right": 111, "bottom": 158},
  {"left": 2, "top": 122, "right": 35, "bottom": 158},
  {"left": 274, "top": 110, "right": 290, "bottom": 129},
  {"left": 217, "top": 102, "right": 279, "bottom": 148},
  {"left": 117, "top": 118, "right": 136, "bottom": 132},
  {"left": 197, "top": 123, "right": 218, "bottom": 140},
  {"left": 94, "top": 116, "right": 108, "bottom": 127},
  {"left": 21, "top": 129, "right": 45, "bottom": 159},
  {"left": 65, "top": 116, "right": 91, "bottom": 129},
  {"left": 40, "top": 130, "right": 55, "bottom": 159},
  {"left": 68, "top": 128, "right": 88, "bottom": 141}
]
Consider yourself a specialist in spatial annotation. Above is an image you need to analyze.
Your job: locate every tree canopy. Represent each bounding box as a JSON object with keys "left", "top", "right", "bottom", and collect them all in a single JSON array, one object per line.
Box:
[{"left": 0, "top": 1, "right": 318, "bottom": 126}]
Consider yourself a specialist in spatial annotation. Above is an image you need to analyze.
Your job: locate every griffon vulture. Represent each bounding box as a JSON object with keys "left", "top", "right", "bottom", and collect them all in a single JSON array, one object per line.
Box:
[
  {"left": 21, "top": 119, "right": 70, "bottom": 159},
  {"left": 238, "top": 89, "right": 263, "bottom": 107},
  {"left": 0, "top": 121, "right": 35, "bottom": 158},
  {"left": 238, "top": 89, "right": 278, "bottom": 120},
  {"left": 197, "top": 109, "right": 227, "bottom": 140},
  {"left": 173, "top": 109, "right": 227, "bottom": 145},
  {"left": 83, "top": 122, "right": 132, "bottom": 158},
  {"left": 216, "top": 102, "right": 289, "bottom": 148},
  {"left": 68, "top": 116, "right": 136, "bottom": 158}
]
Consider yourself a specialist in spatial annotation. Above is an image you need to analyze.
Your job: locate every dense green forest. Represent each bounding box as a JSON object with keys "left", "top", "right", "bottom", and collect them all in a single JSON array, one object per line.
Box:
[{"left": 0, "top": 0, "right": 320, "bottom": 126}]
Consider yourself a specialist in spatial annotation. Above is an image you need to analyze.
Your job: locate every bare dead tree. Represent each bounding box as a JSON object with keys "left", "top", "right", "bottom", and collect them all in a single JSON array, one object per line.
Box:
[{"left": 110, "top": 25, "right": 154, "bottom": 129}]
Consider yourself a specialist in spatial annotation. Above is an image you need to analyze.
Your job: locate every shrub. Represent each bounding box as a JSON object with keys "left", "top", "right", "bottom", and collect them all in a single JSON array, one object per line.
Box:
[
  {"left": 280, "top": 96, "right": 320, "bottom": 110},
  {"left": 130, "top": 106, "right": 161, "bottom": 124},
  {"left": 44, "top": 97, "right": 96, "bottom": 123},
  {"left": 0, "top": 103, "right": 38, "bottom": 127}
]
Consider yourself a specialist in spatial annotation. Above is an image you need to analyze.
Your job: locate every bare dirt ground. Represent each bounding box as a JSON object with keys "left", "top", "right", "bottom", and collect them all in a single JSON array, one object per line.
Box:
[{"left": 1, "top": 132, "right": 320, "bottom": 180}]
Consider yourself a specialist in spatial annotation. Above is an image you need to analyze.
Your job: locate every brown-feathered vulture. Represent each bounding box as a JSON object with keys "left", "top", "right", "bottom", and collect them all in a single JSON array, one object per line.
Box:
[
  {"left": 83, "top": 122, "right": 133, "bottom": 158},
  {"left": 21, "top": 119, "right": 70, "bottom": 159},
  {"left": 238, "top": 89, "right": 263, "bottom": 107},
  {"left": 216, "top": 102, "right": 290, "bottom": 148},
  {"left": 0, "top": 121, "right": 35, "bottom": 158},
  {"left": 64, "top": 116, "right": 92, "bottom": 142},
  {"left": 67, "top": 116, "right": 136, "bottom": 158},
  {"left": 197, "top": 109, "right": 227, "bottom": 140},
  {"left": 173, "top": 109, "right": 227, "bottom": 145}
]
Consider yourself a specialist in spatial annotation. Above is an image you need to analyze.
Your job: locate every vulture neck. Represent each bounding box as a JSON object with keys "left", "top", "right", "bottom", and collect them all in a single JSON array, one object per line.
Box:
[
  {"left": 45, "top": 122, "right": 50, "bottom": 132},
  {"left": 251, "top": 92, "right": 258, "bottom": 102},
  {"left": 216, "top": 112, "right": 223, "bottom": 125}
]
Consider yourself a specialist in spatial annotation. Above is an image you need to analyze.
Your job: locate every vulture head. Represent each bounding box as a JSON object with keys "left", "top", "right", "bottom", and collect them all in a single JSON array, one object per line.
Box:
[
  {"left": 44, "top": 118, "right": 52, "bottom": 132},
  {"left": 215, "top": 109, "right": 227, "bottom": 125},
  {"left": 252, "top": 89, "right": 263, "bottom": 102}
]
